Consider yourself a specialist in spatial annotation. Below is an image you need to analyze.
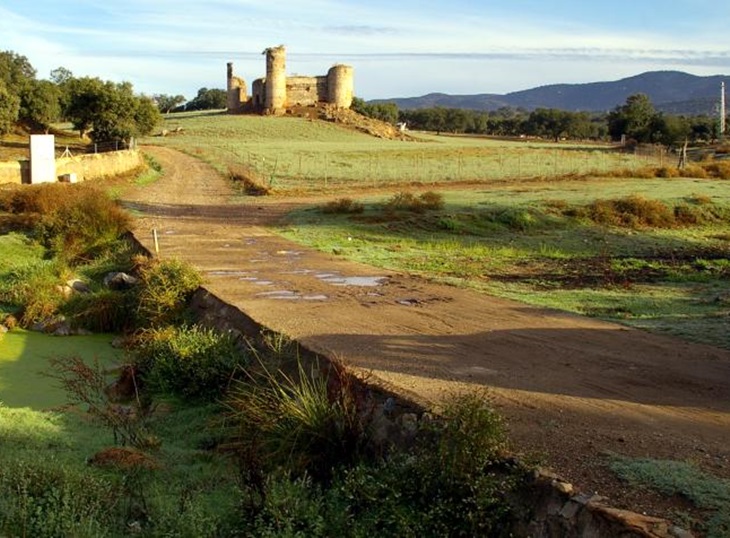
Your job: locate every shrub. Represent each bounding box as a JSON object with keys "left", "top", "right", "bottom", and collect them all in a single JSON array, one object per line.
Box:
[
  {"left": 0, "top": 259, "right": 69, "bottom": 326},
  {"left": 135, "top": 257, "right": 203, "bottom": 328},
  {"left": 384, "top": 191, "right": 444, "bottom": 213},
  {"left": 655, "top": 166, "right": 679, "bottom": 178},
  {"left": 703, "top": 161, "right": 730, "bottom": 180},
  {"left": 586, "top": 195, "right": 675, "bottom": 228},
  {"left": 133, "top": 325, "right": 245, "bottom": 400},
  {"left": 35, "top": 186, "right": 131, "bottom": 264},
  {"left": 682, "top": 164, "right": 708, "bottom": 179},
  {"left": 62, "top": 289, "right": 135, "bottom": 333},
  {"left": 322, "top": 198, "right": 365, "bottom": 214}
]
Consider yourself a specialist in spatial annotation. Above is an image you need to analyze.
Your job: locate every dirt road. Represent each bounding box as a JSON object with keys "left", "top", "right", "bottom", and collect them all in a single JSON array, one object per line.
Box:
[{"left": 123, "top": 146, "right": 730, "bottom": 521}]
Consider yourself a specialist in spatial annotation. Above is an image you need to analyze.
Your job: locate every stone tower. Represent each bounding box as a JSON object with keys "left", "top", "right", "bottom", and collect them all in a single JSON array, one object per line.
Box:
[
  {"left": 264, "top": 45, "right": 287, "bottom": 114},
  {"left": 226, "top": 62, "right": 247, "bottom": 113},
  {"left": 327, "top": 64, "right": 355, "bottom": 109}
]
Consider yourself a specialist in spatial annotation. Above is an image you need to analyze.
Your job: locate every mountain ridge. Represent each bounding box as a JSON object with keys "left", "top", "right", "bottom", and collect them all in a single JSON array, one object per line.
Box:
[{"left": 369, "top": 71, "right": 727, "bottom": 115}]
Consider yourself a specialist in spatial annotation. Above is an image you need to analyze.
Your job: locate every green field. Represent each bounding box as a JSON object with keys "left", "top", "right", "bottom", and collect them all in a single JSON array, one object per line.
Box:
[
  {"left": 145, "top": 111, "right": 661, "bottom": 192},
  {"left": 142, "top": 112, "right": 730, "bottom": 349},
  {"left": 280, "top": 178, "right": 730, "bottom": 349}
]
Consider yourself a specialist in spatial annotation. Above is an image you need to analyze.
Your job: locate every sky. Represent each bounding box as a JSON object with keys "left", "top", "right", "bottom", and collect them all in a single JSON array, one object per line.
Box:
[{"left": 2, "top": 0, "right": 730, "bottom": 101}]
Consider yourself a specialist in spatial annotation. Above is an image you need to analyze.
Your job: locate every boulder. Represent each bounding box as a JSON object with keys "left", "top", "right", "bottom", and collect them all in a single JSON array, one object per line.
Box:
[{"left": 104, "top": 272, "right": 138, "bottom": 290}]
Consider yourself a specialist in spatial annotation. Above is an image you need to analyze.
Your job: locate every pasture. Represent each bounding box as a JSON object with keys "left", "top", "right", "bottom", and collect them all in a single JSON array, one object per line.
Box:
[{"left": 146, "top": 111, "right": 662, "bottom": 192}]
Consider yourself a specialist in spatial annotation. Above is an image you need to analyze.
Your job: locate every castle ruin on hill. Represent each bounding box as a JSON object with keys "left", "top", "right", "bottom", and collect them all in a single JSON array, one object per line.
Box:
[{"left": 227, "top": 45, "right": 354, "bottom": 115}]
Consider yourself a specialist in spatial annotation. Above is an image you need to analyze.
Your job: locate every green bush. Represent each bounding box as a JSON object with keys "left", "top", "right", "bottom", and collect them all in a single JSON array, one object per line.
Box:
[
  {"left": 384, "top": 191, "right": 444, "bottom": 213},
  {"left": 135, "top": 257, "right": 203, "bottom": 328},
  {"left": 0, "top": 259, "right": 69, "bottom": 326},
  {"left": 134, "top": 325, "right": 245, "bottom": 400}
]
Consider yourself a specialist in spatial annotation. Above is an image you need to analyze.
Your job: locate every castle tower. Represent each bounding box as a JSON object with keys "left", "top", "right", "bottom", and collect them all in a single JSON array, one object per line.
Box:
[
  {"left": 327, "top": 64, "right": 354, "bottom": 108},
  {"left": 226, "top": 62, "right": 247, "bottom": 113},
  {"left": 264, "top": 45, "right": 287, "bottom": 114}
]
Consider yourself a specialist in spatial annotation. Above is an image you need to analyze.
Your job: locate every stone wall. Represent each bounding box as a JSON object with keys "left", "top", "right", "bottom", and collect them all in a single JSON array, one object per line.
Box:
[
  {"left": 0, "top": 150, "right": 143, "bottom": 185},
  {"left": 286, "top": 76, "right": 328, "bottom": 107}
]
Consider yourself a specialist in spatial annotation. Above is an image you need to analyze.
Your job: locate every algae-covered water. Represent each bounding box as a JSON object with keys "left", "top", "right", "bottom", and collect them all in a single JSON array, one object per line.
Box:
[{"left": 0, "top": 330, "right": 122, "bottom": 409}]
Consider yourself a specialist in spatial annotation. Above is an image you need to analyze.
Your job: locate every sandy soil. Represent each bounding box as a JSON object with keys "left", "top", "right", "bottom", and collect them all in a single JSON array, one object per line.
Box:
[{"left": 123, "top": 146, "right": 730, "bottom": 524}]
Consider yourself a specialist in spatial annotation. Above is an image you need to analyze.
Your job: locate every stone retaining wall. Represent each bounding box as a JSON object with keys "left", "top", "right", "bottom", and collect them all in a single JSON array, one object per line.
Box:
[{"left": 0, "top": 150, "right": 143, "bottom": 185}]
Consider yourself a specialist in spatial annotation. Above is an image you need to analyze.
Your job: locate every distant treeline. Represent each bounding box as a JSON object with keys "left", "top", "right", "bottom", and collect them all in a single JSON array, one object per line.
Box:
[{"left": 352, "top": 95, "right": 723, "bottom": 147}]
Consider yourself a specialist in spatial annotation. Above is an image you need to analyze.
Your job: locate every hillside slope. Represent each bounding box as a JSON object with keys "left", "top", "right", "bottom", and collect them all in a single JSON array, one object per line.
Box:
[{"left": 371, "top": 70, "right": 727, "bottom": 114}]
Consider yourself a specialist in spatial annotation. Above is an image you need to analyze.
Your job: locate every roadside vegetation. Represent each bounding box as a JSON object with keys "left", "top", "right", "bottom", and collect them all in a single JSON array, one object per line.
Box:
[{"left": 0, "top": 181, "right": 528, "bottom": 536}]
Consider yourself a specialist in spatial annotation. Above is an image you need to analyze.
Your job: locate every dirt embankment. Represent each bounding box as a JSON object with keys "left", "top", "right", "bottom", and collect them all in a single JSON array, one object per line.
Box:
[{"left": 122, "top": 146, "right": 730, "bottom": 527}]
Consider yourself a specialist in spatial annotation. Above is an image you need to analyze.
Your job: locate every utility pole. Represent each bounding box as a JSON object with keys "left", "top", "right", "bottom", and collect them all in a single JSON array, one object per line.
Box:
[{"left": 721, "top": 81, "right": 726, "bottom": 138}]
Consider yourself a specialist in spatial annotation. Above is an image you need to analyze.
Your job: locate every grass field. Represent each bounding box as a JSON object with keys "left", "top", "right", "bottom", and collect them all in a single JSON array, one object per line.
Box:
[
  {"left": 144, "top": 111, "right": 662, "bottom": 192},
  {"left": 281, "top": 177, "right": 730, "bottom": 349}
]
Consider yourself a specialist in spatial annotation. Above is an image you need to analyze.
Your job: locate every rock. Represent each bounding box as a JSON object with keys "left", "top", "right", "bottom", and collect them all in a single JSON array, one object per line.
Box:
[
  {"left": 68, "top": 279, "right": 91, "bottom": 294},
  {"left": 552, "top": 479, "right": 574, "bottom": 495},
  {"left": 104, "top": 272, "right": 138, "bottom": 290}
]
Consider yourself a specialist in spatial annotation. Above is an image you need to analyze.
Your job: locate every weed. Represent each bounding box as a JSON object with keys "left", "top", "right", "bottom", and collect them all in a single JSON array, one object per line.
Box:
[
  {"left": 62, "top": 289, "right": 135, "bottom": 333},
  {"left": 0, "top": 259, "right": 69, "bottom": 326},
  {"left": 322, "top": 198, "right": 365, "bottom": 214},
  {"left": 229, "top": 164, "right": 271, "bottom": 196},
  {"left": 46, "top": 355, "right": 152, "bottom": 448}
]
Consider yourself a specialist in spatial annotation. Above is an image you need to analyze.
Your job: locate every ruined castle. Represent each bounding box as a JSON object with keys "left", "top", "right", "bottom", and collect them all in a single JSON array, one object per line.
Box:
[{"left": 227, "top": 45, "right": 354, "bottom": 115}]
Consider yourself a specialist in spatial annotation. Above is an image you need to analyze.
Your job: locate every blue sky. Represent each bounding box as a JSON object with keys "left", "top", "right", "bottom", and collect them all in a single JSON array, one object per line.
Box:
[{"left": 2, "top": 0, "right": 729, "bottom": 100}]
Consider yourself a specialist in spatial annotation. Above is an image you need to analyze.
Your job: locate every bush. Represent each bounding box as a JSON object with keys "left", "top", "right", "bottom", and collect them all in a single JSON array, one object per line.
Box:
[
  {"left": 703, "top": 161, "right": 730, "bottom": 180},
  {"left": 586, "top": 195, "right": 675, "bottom": 228},
  {"left": 135, "top": 258, "right": 203, "bottom": 328},
  {"left": 62, "top": 289, "right": 135, "bottom": 333},
  {"left": 0, "top": 259, "right": 69, "bottom": 326},
  {"left": 321, "top": 198, "right": 365, "bottom": 214},
  {"left": 384, "top": 191, "right": 444, "bottom": 213},
  {"left": 134, "top": 325, "right": 245, "bottom": 400}
]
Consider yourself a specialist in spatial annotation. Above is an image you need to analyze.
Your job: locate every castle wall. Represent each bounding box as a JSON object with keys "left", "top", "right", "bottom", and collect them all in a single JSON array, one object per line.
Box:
[{"left": 285, "top": 76, "right": 328, "bottom": 107}]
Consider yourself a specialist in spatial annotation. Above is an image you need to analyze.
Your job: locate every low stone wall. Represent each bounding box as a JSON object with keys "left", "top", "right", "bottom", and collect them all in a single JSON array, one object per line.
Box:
[{"left": 0, "top": 150, "right": 143, "bottom": 185}]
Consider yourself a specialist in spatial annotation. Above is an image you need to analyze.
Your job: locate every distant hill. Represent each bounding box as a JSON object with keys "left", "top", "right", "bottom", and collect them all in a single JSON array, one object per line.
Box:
[{"left": 370, "top": 71, "right": 727, "bottom": 115}]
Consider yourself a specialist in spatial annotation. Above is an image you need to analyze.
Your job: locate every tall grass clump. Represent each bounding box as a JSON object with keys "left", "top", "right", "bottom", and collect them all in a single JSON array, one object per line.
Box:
[
  {"left": 135, "top": 257, "right": 203, "bottom": 328},
  {"left": 229, "top": 164, "right": 271, "bottom": 196},
  {"left": 227, "top": 357, "right": 368, "bottom": 484},
  {"left": 133, "top": 325, "right": 244, "bottom": 400}
]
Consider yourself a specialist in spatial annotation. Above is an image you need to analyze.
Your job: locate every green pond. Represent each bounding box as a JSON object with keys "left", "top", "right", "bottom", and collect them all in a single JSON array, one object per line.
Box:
[{"left": 0, "top": 330, "right": 122, "bottom": 410}]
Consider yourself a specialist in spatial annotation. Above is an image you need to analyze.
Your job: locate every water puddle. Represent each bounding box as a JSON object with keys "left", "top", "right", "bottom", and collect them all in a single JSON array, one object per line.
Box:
[
  {"left": 254, "top": 290, "right": 328, "bottom": 301},
  {"left": 208, "top": 270, "right": 251, "bottom": 277},
  {"left": 316, "top": 273, "right": 387, "bottom": 287}
]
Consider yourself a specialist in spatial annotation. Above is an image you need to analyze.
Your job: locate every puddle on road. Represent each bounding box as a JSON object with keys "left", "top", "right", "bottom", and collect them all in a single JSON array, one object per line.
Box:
[
  {"left": 315, "top": 273, "right": 387, "bottom": 287},
  {"left": 208, "top": 270, "right": 251, "bottom": 277},
  {"left": 255, "top": 290, "right": 329, "bottom": 301}
]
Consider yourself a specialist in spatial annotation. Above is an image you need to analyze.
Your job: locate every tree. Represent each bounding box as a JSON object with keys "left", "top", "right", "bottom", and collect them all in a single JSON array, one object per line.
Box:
[
  {"left": 0, "top": 80, "right": 20, "bottom": 135},
  {"left": 650, "top": 114, "right": 690, "bottom": 149},
  {"left": 608, "top": 93, "right": 656, "bottom": 143},
  {"left": 20, "top": 79, "right": 61, "bottom": 132},
  {"left": 0, "top": 51, "right": 35, "bottom": 96},
  {"left": 186, "top": 88, "right": 227, "bottom": 110},
  {"left": 65, "top": 77, "right": 161, "bottom": 142},
  {"left": 525, "top": 108, "right": 574, "bottom": 142},
  {"left": 153, "top": 93, "right": 186, "bottom": 114}
]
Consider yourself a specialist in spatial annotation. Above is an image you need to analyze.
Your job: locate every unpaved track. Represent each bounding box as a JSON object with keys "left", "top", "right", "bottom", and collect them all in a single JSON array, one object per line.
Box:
[{"left": 124, "top": 146, "right": 730, "bottom": 519}]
